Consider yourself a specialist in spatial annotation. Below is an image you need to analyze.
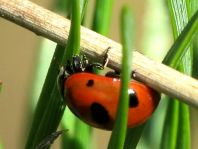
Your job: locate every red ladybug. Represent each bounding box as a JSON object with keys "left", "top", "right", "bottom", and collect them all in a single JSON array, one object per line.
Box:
[
  {"left": 60, "top": 53, "right": 160, "bottom": 130},
  {"left": 62, "top": 54, "right": 160, "bottom": 130}
]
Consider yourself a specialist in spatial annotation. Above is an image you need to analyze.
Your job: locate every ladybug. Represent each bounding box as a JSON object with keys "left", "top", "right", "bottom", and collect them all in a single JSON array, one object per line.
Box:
[{"left": 62, "top": 52, "right": 160, "bottom": 130}]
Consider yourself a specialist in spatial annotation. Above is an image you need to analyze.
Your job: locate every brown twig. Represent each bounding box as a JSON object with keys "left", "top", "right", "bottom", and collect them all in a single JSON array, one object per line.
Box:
[{"left": 0, "top": 0, "right": 198, "bottom": 107}]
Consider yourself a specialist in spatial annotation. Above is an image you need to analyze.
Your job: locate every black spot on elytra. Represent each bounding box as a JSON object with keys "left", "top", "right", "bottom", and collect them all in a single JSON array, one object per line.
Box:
[
  {"left": 86, "top": 79, "right": 94, "bottom": 87},
  {"left": 129, "top": 89, "right": 139, "bottom": 107},
  {"left": 90, "top": 102, "right": 110, "bottom": 124}
]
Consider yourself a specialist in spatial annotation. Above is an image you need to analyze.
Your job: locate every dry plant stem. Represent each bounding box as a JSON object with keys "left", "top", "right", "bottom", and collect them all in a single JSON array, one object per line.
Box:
[{"left": 0, "top": 0, "right": 198, "bottom": 107}]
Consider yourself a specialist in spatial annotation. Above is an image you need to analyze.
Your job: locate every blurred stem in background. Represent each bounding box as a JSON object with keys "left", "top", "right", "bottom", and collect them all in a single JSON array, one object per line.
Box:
[
  {"left": 92, "top": 0, "right": 114, "bottom": 35},
  {"left": 138, "top": 0, "right": 169, "bottom": 148},
  {"left": 141, "top": 0, "right": 171, "bottom": 61}
]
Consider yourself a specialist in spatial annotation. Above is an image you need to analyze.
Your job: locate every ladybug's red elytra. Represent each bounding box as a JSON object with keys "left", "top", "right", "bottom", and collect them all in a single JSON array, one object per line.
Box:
[
  {"left": 62, "top": 51, "right": 160, "bottom": 130},
  {"left": 64, "top": 72, "right": 160, "bottom": 130}
]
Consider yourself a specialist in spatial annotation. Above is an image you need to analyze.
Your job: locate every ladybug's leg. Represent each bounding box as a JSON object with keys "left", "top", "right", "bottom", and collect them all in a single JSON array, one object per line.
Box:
[
  {"left": 131, "top": 70, "right": 137, "bottom": 79},
  {"left": 101, "top": 47, "right": 122, "bottom": 78},
  {"left": 84, "top": 47, "right": 111, "bottom": 73},
  {"left": 84, "top": 63, "right": 104, "bottom": 73},
  {"left": 64, "top": 55, "right": 85, "bottom": 74},
  {"left": 102, "top": 46, "right": 110, "bottom": 67},
  {"left": 72, "top": 55, "right": 85, "bottom": 72},
  {"left": 105, "top": 70, "right": 120, "bottom": 78},
  {"left": 57, "top": 67, "right": 67, "bottom": 99}
]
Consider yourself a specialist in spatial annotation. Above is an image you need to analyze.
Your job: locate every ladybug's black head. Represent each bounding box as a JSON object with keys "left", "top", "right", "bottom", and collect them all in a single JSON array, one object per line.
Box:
[{"left": 64, "top": 55, "right": 92, "bottom": 74}]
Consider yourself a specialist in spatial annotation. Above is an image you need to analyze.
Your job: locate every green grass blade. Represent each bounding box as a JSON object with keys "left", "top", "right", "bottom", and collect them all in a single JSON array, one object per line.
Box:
[
  {"left": 108, "top": 6, "right": 134, "bottom": 149},
  {"left": 160, "top": 99, "right": 179, "bottom": 149},
  {"left": 161, "top": 0, "right": 194, "bottom": 148},
  {"left": 186, "top": 0, "right": 198, "bottom": 17},
  {"left": 61, "top": 0, "right": 92, "bottom": 149},
  {"left": 162, "top": 10, "right": 198, "bottom": 67},
  {"left": 63, "top": 0, "right": 81, "bottom": 62},
  {"left": 124, "top": 124, "right": 145, "bottom": 149},
  {"left": 25, "top": 0, "right": 81, "bottom": 148},
  {"left": 176, "top": 102, "right": 191, "bottom": 149},
  {"left": 122, "top": 6, "right": 145, "bottom": 149},
  {"left": 92, "top": 0, "right": 114, "bottom": 35},
  {"left": 193, "top": 34, "right": 198, "bottom": 77},
  {"left": 72, "top": 119, "right": 91, "bottom": 149},
  {"left": 191, "top": 1, "right": 198, "bottom": 77},
  {"left": 175, "top": 39, "right": 192, "bottom": 149},
  {"left": 62, "top": 99, "right": 91, "bottom": 148},
  {"left": 32, "top": 83, "right": 65, "bottom": 146},
  {"left": 62, "top": 109, "right": 92, "bottom": 149},
  {"left": 91, "top": 0, "right": 113, "bottom": 74},
  {"left": 139, "top": 98, "right": 168, "bottom": 149},
  {"left": 25, "top": 45, "right": 66, "bottom": 148}
]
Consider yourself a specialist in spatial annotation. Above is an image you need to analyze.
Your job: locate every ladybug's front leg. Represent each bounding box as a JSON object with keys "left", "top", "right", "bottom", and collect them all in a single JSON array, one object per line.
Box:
[
  {"left": 84, "top": 47, "right": 111, "bottom": 73},
  {"left": 84, "top": 63, "right": 104, "bottom": 73},
  {"left": 105, "top": 70, "right": 120, "bottom": 78}
]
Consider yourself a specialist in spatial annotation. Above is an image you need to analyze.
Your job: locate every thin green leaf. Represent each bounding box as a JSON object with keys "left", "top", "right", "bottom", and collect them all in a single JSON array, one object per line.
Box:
[
  {"left": 161, "top": 0, "right": 193, "bottom": 149},
  {"left": 139, "top": 98, "right": 168, "bottom": 149},
  {"left": 61, "top": 109, "right": 92, "bottom": 149},
  {"left": 91, "top": 0, "right": 113, "bottom": 74},
  {"left": 176, "top": 103, "right": 191, "bottom": 149},
  {"left": 63, "top": 0, "right": 81, "bottom": 62},
  {"left": 193, "top": 34, "right": 198, "bottom": 77},
  {"left": 108, "top": 6, "right": 134, "bottom": 149},
  {"left": 191, "top": 1, "right": 198, "bottom": 77},
  {"left": 175, "top": 36, "right": 192, "bottom": 149},
  {"left": 61, "top": 1, "right": 92, "bottom": 149},
  {"left": 122, "top": 6, "right": 145, "bottom": 149},
  {"left": 25, "top": 0, "right": 81, "bottom": 148},
  {"left": 160, "top": 99, "right": 179, "bottom": 149},
  {"left": 124, "top": 124, "right": 145, "bottom": 149},
  {"left": 162, "top": 9, "right": 198, "bottom": 67},
  {"left": 25, "top": 45, "right": 66, "bottom": 149},
  {"left": 61, "top": 108, "right": 92, "bottom": 149},
  {"left": 92, "top": 0, "right": 114, "bottom": 35},
  {"left": 186, "top": 0, "right": 198, "bottom": 17},
  {"left": 72, "top": 119, "right": 92, "bottom": 149}
]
